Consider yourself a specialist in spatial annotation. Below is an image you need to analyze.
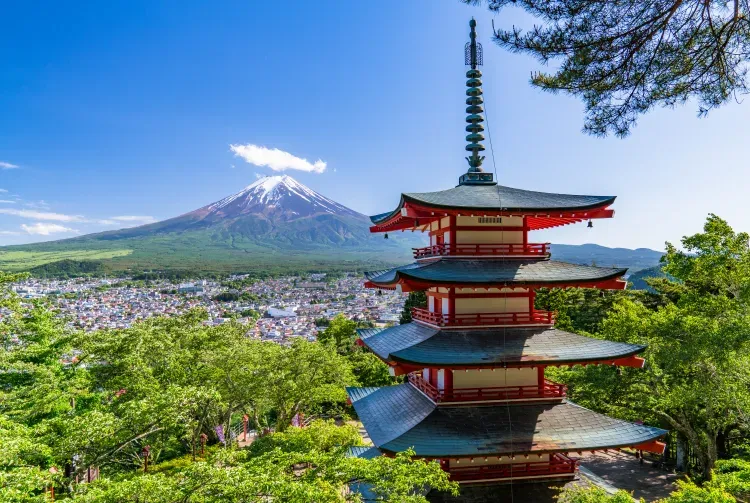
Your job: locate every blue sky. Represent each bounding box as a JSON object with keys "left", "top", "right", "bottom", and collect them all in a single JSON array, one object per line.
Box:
[{"left": 1, "top": 1, "right": 748, "bottom": 250}]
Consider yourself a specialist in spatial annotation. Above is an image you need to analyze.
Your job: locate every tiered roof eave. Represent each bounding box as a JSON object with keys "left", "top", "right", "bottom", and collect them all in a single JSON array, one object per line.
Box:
[
  {"left": 356, "top": 324, "right": 647, "bottom": 370},
  {"left": 346, "top": 384, "right": 667, "bottom": 459},
  {"left": 369, "top": 185, "right": 616, "bottom": 233},
  {"left": 363, "top": 259, "right": 628, "bottom": 292}
]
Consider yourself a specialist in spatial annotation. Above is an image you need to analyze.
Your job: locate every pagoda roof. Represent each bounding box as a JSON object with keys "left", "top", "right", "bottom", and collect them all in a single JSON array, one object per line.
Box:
[
  {"left": 357, "top": 324, "right": 645, "bottom": 367},
  {"left": 347, "top": 384, "right": 666, "bottom": 458},
  {"left": 364, "top": 259, "right": 627, "bottom": 290},
  {"left": 370, "top": 184, "right": 616, "bottom": 231}
]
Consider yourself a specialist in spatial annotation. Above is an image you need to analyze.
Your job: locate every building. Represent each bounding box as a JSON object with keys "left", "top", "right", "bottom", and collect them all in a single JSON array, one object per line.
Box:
[{"left": 346, "top": 19, "right": 666, "bottom": 493}]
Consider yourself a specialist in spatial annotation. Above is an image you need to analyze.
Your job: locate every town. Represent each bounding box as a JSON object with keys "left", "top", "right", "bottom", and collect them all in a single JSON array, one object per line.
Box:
[{"left": 12, "top": 273, "right": 405, "bottom": 342}]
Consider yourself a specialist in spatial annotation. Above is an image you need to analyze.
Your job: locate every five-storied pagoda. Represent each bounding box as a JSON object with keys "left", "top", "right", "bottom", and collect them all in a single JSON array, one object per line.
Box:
[{"left": 346, "top": 19, "right": 666, "bottom": 490}]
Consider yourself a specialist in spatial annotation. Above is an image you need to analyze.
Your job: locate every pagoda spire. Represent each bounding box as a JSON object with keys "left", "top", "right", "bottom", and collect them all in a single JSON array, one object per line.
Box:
[{"left": 459, "top": 19, "right": 495, "bottom": 186}]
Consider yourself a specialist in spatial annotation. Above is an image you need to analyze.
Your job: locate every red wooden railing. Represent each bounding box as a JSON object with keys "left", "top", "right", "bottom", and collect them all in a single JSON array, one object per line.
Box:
[
  {"left": 407, "top": 373, "right": 567, "bottom": 403},
  {"left": 411, "top": 307, "right": 555, "bottom": 327},
  {"left": 447, "top": 453, "right": 578, "bottom": 482},
  {"left": 413, "top": 243, "right": 550, "bottom": 259}
]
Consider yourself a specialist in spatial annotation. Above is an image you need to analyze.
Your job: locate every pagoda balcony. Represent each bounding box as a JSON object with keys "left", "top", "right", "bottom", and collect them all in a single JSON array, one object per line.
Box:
[
  {"left": 411, "top": 307, "right": 555, "bottom": 328},
  {"left": 447, "top": 453, "right": 578, "bottom": 482},
  {"left": 412, "top": 243, "right": 550, "bottom": 259},
  {"left": 408, "top": 372, "right": 567, "bottom": 403}
]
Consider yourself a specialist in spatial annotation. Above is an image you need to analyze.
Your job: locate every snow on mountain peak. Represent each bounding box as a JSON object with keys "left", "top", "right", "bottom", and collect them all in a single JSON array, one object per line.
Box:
[{"left": 204, "top": 175, "right": 361, "bottom": 219}]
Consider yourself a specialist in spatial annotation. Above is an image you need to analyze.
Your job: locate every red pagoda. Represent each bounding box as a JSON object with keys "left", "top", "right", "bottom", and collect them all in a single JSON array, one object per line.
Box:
[{"left": 346, "top": 19, "right": 666, "bottom": 488}]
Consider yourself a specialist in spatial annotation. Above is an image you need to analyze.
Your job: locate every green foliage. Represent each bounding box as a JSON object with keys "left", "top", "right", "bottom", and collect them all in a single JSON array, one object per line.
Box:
[
  {"left": 348, "top": 349, "right": 392, "bottom": 387},
  {"left": 29, "top": 259, "right": 105, "bottom": 279},
  {"left": 661, "top": 480, "right": 736, "bottom": 503},
  {"left": 400, "top": 291, "right": 427, "bottom": 324},
  {"left": 545, "top": 215, "right": 750, "bottom": 481},
  {"left": 558, "top": 487, "right": 641, "bottom": 502},
  {"left": 69, "top": 424, "right": 457, "bottom": 503},
  {"left": 317, "top": 314, "right": 392, "bottom": 387},
  {"left": 213, "top": 291, "right": 240, "bottom": 302},
  {"left": 466, "top": 1, "right": 750, "bottom": 137},
  {"left": 318, "top": 314, "right": 358, "bottom": 354},
  {"left": 248, "top": 420, "right": 363, "bottom": 455}
]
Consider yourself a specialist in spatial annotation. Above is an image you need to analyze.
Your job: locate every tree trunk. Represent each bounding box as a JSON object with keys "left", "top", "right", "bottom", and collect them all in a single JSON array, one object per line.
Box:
[{"left": 676, "top": 434, "right": 687, "bottom": 472}]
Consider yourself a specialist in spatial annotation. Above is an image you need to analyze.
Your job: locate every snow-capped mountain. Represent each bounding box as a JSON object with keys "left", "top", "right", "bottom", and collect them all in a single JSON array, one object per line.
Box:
[
  {"left": 195, "top": 175, "right": 362, "bottom": 221},
  {"left": 11, "top": 175, "right": 424, "bottom": 273}
]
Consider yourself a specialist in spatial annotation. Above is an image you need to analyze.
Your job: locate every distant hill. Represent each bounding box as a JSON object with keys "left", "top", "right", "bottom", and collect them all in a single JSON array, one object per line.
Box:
[
  {"left": 550, "top": 244, "right": 664, "bottom": 273},
  {"left": 0, "top": 176, "right": 665, "bottom": 276},
  {"left": 627, "top": 265, "right": 669, "bottom": 291}
]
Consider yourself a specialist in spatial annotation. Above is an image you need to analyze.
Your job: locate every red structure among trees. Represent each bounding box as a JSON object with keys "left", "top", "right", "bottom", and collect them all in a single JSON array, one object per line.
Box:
[{"left": 346, "top": 19, "right": 666, "bottom": 489}]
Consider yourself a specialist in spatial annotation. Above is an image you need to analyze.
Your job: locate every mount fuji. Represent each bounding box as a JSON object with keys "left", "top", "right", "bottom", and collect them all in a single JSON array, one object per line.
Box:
[{"left": 3, "top": 176, "right": 423, "bottom": 274}]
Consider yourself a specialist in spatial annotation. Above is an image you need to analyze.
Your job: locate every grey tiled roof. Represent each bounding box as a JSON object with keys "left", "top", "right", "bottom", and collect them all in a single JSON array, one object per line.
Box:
[
  {"left": 371, "top": 184, "right": 615, "bottom": 224},
  {"left": 364, "top": 259, "right": 627, "bottom": 286},
  {"left": 357, "top": 324, "right": 645, "bottom": 366},
  {"left": 347, "top": 384, "right": 666, "bottom": 458}
]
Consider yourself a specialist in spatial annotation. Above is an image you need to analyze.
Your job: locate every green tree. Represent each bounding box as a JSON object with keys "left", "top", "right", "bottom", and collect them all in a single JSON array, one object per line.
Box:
[
  {"left": 70, "top": 422, "right": 458, "bottom": 503},
  {"left": 465, "top": 0, "right": 750, "bottom": 137},
  {"left": 400, "top": 291, "right": 427, "bottom": 324},
  {"left": 550, "top": 215, "right": 750, "bottom": 479},
  {"left": 318, "top": 314, "right": 358, "bottom": 354},
  {"left": 558, "top": 487, "right": 642, "bottom": 502}
]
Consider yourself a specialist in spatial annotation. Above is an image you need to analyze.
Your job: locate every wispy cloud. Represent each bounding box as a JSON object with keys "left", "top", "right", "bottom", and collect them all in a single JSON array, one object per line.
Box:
[
  {"left": 111, "top": 215, "right": 156, "bottom": 224},
  {"left": 0, "top": 189, "right": 8, "bottom": 193},
  {"left": 0, "top": 161, "right": 19, "bottom": 170},
  {"left": 21, "top": 222, "right": 77, "bottom": 235},
  {"left": 23, "top": 200, "right": 51, "bottom": 210},
  {"left": 0, "top": 208, "right": 84, "bottom": 222},
  {"left": 0, "top": 200, "right": 15, "bottom": 204},
  {"left": 0, "top": 230, "right": 20, "bottom": 235},
  {"left": 230, "top": 144, "right": 326, "bottom": 173}
]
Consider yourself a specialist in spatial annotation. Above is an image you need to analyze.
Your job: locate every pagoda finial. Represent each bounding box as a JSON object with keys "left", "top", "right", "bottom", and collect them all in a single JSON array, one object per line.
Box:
[{"left": 460, "top": 19, "right": 495, "bottom": 186}]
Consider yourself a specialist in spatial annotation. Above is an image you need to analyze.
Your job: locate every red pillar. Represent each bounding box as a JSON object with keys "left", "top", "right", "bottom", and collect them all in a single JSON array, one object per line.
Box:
[
  {"left": 537, "top": 366, "right": 545, "bottom": 397},
  {"left": 522, "top": 216, "right": 528, "bottom": 248},
  {"left": 449, "top": 215, "right": 457, "bottom": 248},
  {"left": 445, "top": 368, "right": 454, "bottom": 396}
]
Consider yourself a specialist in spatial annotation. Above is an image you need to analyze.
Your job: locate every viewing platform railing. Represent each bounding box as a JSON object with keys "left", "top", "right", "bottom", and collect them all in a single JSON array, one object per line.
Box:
[
  {"left": 411, "top": 307, "right": 555, "bottom": 328},
  {"left": 412, "top": 243, "right": 550, "bottom": 259},
  {"left": 447, "top": 453, "right": 578, "bottom": 482},
  {"left": 408, "top": 372, "right": 567, "bottom": 403}
]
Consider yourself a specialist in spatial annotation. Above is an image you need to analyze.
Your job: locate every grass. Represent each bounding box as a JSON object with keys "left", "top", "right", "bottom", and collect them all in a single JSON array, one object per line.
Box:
[{"left": 0, "top": 249, "right": 133, "bottom": 271}]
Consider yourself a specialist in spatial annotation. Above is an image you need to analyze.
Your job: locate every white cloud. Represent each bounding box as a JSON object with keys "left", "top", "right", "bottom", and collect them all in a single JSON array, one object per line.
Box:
[
  {"left": 0, "top": 200, "right": 15, "bottom": 204},
  {"left": 0, "top": 189, "right": 8, "bottom": 193},
  {"left": 21, "top": 222, "right": 76, "bottom": 235},
  {"left": 0, "top": 230, "right": 20, "bottom": 235},
  {"left": 0, "top": 161, "right": 19, "bottom": 169},
  {"left": 24, "top": 200, "right": 51, "bottom": 210},
  {"left": 0, "top": 208, "right": 84, "bottom": 222},
  {"left": 111, "top": 215, "right": 156, "bottom": 224},
  {"left": 230, "top": 144, "right": 326, "bottom": 173}
]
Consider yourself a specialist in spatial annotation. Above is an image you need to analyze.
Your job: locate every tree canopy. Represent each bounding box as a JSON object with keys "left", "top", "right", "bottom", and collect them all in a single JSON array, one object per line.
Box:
[
  {"left": 0, "top": 272, "right": 447, "bottom": 501},
  {"left": 546, "top": 214, "right": 750, "bottom": 481},
  {"left": 466, "top": 0, "right": 750, "bottom": 137}
]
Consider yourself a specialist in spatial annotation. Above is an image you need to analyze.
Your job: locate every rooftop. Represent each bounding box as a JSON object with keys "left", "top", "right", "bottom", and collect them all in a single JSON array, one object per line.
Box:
[
  {"left": 357, "top": 324, "right": 646, "bottom": 367},
  {"left": 347, "top": 384, "right": 665, "bottom": 458},
  {"left": 364, "top": 259, "right": 627, "bottom": 290}
]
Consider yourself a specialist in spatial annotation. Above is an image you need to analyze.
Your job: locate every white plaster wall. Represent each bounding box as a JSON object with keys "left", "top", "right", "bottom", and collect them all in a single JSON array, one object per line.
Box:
[
  {"left": 451, "top": 368, "right": 538, "bottom": 388},
  {"left": 454, "top": 297, "right": 529, "bottom": 314},
  {"left": 456, "top": 230, "right": 523, "bottom": 245}
]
